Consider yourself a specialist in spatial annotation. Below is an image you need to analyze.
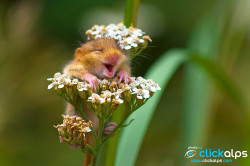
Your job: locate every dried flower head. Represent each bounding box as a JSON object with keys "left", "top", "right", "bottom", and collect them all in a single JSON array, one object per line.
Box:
[
  {"left": 54, "top": 115, "right": 92, "bottom": 148},
  {"left": 85, "top": 23, "right": 151, "bottom": 58}
]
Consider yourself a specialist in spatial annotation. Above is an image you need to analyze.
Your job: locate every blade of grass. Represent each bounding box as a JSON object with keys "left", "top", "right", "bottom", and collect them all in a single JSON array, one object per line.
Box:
[
  {"left": 124, "top": 0, "right": 140, "bottom": 27},
  {"left": 115, "top": 49, "right": 189, "bottom": 166},
  {"left": 115, "top": 48, "right": 245, "bottom": 166}
]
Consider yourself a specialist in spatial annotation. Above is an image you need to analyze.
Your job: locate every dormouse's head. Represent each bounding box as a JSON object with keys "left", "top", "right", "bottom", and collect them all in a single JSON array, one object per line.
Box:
[{"left": 74, "top": 38, "right": 127, "bottom": 78}]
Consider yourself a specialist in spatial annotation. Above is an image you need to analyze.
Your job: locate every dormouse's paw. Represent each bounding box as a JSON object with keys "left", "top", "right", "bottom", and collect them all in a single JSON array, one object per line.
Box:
[
  {"left": 82, "top": 73, "right": 98, "bottom": 91},
  {"left": 117, "top": 70, "right": 133, "bottom": 84},
  {"left": 103, "top": 122, "right": 117, "bottom": 137}
]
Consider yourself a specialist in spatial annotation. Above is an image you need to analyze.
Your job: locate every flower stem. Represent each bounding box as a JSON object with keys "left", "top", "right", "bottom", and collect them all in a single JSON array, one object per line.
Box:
[
  {"left": 101, "top": 112, "right": 132, "bottom": 145},
  {"left": 124, "top": 0, "right": 140, "bottom": 27},
  {"left": 92, "top": 118, "right": 106, "bottom": 166}
]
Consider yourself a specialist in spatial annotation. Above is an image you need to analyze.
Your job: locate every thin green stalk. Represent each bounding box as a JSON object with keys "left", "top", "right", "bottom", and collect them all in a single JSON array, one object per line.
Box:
[
  {"left": 104, "top": 105, "right": 124, "bottom": 166},
  {"left": 124, "top": 0, "right": 140, "bottom": 27},
  {"left": 92, "top": 118, "right": 106, "bottom": 166},
  {"left": 102, "top": 112, "right": 132, "bottom": 145}
]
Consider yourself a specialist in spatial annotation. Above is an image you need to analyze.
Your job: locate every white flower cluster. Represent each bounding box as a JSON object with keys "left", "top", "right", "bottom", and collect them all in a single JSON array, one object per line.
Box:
[
  {"left": 85, "top": 23, "right": 151, "bottom": 55},
  {"left": 48, "top": 72, "right": 160, "bottom": 116}
]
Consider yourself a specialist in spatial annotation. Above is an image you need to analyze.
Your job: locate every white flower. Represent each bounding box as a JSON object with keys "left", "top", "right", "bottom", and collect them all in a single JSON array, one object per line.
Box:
[
  {"left": 139, "top": 39, "right": 144, "bottom": 43},
  {"left": 48, "top": 82, "right": 60, "bottom": 89},
  {"left": 54, "top": 72, "right": 62, "bottom": 78},
  {"left": 77, "top": 82, "right": 85, "bottom": 91},
  {"left": 72, "top": 79, "right": 78, "bottom": 84},
  {"left": 84, "top": 126, "right": 91, "bottom": 132},
  {"left": 58, "top": 84, "right": 64, "bottom": 89},
  {"left": 151, "top": 82, "right": 161, "bottom": 91},
  {"left": 139, "top": 79, "right": 161, "bottom": 92},
  {"left": 94, "top": 34, "right": 102, "bottom": 39},
  {"left": 141, "top": 84, "right": 156, "bottom": 92},
  {"left": 101, "top": 79, "right": 109, "bottom": 86},
  {"left": 124, "top": 45, "right": 132, "bottom": 50},
  {"left": 48, "top": 83, "right": 54, "bottom": 89},
  {"left": 78, "top": 83, "right": 91, "bottom": 91},
  {"left": 117, "top": 23, "right": 126, "bottom": 30},
  {"left": 113, "top": 98, "right": 124, "bottom": 104},
  {"left": 131, "top": 43, "right": 138, "bottom": 48},
  {"left": 132, "top": 88, "right": 150, "bottom": 99},
  {"left": 132, "top": 29, "right": 143, "bottom": 37},
  {"left": 91, "top": 30, "right": 100, "bottom": 35},
  {"left": 113, "top": 35, "right": 122, "bottom": 40},
  {"left": 113, "top": 89, "right": 123, "bottom": 99},
  {"left": 101, "top": 90, "right": 113, "bottom": 102},
  {"left": 88, "top": 93, "right": 105, "bottom": 104},
  {"left": 85, "top": 23, "right": 150, "bottom": 52}
]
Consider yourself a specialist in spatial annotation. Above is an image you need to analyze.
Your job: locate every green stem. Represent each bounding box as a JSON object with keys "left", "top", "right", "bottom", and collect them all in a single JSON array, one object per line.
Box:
[
  {"left": 92, "top": 156, "right": 98, "bottom": 166},
  {"left": 124, "top": 0, "right": 140, "bottom": 27},
  {"left": 102, "top": 112, "right": 132, "bottom": 145},
  {"left": 104, "top": 105, "right": 124, "bottom": 166},
  {"left": 92, "top": 118, "right": 106, "bottom": 166}
]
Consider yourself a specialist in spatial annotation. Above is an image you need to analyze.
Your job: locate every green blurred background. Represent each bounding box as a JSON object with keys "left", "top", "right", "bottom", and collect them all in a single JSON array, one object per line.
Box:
[{"left": 0, "top": 0, "right": 250, "bottom": 165}]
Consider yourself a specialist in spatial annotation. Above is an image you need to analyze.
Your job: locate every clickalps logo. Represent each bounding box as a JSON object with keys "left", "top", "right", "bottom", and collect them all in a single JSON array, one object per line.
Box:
[
  {"left": 185, "top": 146, "right": 248, "bottom": 163},
  {"left": 185, "top": 150, "right": 197, "bottom": 158}
]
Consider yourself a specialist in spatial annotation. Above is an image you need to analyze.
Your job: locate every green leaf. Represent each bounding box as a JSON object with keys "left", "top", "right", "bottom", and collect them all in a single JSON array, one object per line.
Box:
[
  {"left": 115, "top": 48, "right": 246, "bottom": 166},
  {"left": 115, "top": 49, "right": 188, "bottom": 166},
  {"left": 189, "top": 54, "right": 245, "bottom": 109}
]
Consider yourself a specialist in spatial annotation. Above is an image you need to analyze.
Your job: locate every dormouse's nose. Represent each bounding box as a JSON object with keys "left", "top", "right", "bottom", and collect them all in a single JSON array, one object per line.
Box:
[{"left": 108, "top": 54, "right": 118, "bottom": 65}]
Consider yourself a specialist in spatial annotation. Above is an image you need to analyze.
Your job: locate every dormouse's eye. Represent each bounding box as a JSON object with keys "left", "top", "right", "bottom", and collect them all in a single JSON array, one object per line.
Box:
[{"left": 95, "top": 49, "right": 103, "bottom": 52}]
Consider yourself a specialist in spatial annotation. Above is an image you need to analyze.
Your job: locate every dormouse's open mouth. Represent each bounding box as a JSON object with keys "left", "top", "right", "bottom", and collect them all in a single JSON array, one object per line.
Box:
[
  {"left": 104, "top": 63, "right": 114, "bottom": 72},
  {"left": 103, "top": 63, "right": 115, "bottom": 78}
]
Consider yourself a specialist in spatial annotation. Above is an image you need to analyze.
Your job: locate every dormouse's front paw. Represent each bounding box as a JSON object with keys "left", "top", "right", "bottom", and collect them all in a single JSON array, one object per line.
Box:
[
  {"left": 82, "top": 73, "right": 98, "bottom": 91},
  {"left": 117, "top": 70, "right": 133, "bottom": 84},
  {"left": 103, "top": 122, "right": 117, "bottom": 137}
]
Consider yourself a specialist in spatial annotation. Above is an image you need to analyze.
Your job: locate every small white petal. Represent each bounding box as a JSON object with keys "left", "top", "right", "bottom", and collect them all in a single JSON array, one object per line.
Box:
[
  {"left": 124, "top": 45, "right": 132, "bottom": 50},
  {"left": 131, "top": 43, "right": 138, "bottom": 47},
  {"left": 137, "top": 96, "right": 143, "bottom": 100},
  {"left": 144, "top": 94, "right": 150, "bottom": 98},
  {"left": 85, "top": 127, "right": 91, "bottom": 132},
  {"left": 58, "top": 84, "right": 64, "bottom": 88},
  {"left": 48, "top": 83, "right": 54, "bottom": 89},
  {"left": 150, "top": 86, "right": 156, "bottom": 92},
  {"left": 139, "top": 39, "right": 144, "bottom": 43},
  {"left": 117, "top": 99, "right": 124, "bottom": 104}
]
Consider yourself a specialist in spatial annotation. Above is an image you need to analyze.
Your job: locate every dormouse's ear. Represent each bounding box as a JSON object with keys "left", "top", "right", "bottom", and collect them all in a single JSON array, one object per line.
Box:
[{"left": 74, "top": 47, "right": 86, "bottom": 60}]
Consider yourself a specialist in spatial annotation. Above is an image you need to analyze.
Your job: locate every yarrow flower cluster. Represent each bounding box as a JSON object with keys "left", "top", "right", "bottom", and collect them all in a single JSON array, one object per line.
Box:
[
  {"left": 54, "top": 115, "right": 92, "bottom": 148},
  {"left": 85, "top": 23, "right": 152, "bottom": 58},
  {"left": 48, "top": 72, "right": 161, "bottom": 118}
]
